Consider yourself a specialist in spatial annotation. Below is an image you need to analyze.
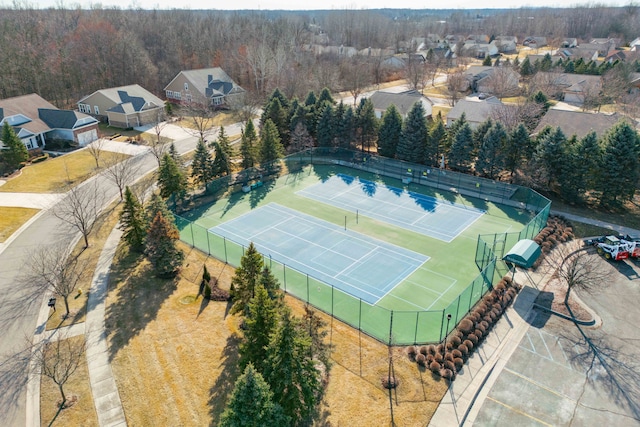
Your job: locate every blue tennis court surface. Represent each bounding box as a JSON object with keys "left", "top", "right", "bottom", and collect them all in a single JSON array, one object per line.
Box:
[
  {"left": 209, "top": 203, "right": 428, "bottom": 304},
  {"left": 297, "top": 174, "right": 485, "bottom": 242}
]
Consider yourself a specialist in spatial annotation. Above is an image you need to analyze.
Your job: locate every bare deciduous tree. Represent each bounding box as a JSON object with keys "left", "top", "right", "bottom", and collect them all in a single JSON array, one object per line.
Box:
[
  {"left": 101, "top": 152, "right": 140, "bottom": 200},
  {"left": 446, "top": 67, "right": 467, "bottom": 106},
  {"left": 182, "top": 97, "right": 218, "bottom": 142},
  {"left": 491, "top": 101, "right": 544, "bottom": 131},
  {"left": 542, "top": 241, "right": 607, "bottom": 308},
  {"left": 85, "top": 138, "right": 106, "bottom": 169},
  {"left": 289, "top": 122, "right": 314, "bottom": 154},
  {"left": 404, "top": 56, "right": 427, "bottom": 92},
  {"left": 484, "top": 67, "right": 520, "bottom": 100},
  {"left": 22, "top": 243, "right": 87, "bottom": 317},
  {"left": 32, "top": 335, "right": 85, "bottom": 408},
  {"left": 341, "top": 57, "right": 372, "bottom": 107},
  {"left": 53, "top": 181, "right": 103, "bottom": 248}
]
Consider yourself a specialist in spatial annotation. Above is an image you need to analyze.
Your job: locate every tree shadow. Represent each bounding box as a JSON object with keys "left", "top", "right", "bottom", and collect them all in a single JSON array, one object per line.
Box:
[
  {"left": 0, "top": 345, "right": 31, "bottom": 426},
  {"left": 197, "top": 295, "right": 209, "bottom": 319},
  {"left": 207, "top": 334, "right": 241, "bottom": 425},
  {"left": 528, "top": 290, "right": 554, "bottom": 328},
  {"left": 249, "top": 179, "right": 276, "bottom": 209},
  {"left": 104, "top": 250, "right": 178, "bottom": 361}
]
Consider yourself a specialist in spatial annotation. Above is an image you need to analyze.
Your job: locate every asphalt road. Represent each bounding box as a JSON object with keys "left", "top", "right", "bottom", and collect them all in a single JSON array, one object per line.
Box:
[{"left": 0, "top": 133, "right": 198, "bottom": 427}]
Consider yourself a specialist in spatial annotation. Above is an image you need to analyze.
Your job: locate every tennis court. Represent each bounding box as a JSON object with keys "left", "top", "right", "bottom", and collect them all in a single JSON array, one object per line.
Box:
[
  {"left": 297, "top": 174, "right": 485, "bottom": 242},
  {"left": 209, "top": 203, "right": 428, "bottom": 304}
]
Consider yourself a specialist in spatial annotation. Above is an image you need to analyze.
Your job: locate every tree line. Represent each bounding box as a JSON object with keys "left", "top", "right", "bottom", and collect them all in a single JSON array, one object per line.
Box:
[{"left": 1, "top": 6, "right": 639, "bottom": 108}]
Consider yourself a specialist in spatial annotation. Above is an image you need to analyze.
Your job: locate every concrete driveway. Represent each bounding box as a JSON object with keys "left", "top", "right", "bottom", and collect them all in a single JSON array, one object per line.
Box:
[{"left": 473, "top": 254, "right": 640, "bottom": 426}]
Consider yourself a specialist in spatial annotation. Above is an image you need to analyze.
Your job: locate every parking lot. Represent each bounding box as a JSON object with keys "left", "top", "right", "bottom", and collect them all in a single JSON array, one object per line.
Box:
[{"left": 474, "top": 254, "right": 640, "bottom": 426}]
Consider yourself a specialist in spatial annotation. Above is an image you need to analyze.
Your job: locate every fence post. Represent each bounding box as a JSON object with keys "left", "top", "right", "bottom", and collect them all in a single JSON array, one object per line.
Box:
[
  {"left": 358, "top": 298, "right": 362, "bottom": 331},
  {"left": 454, "top": 295, "right": 462, "bottom": 324},
  {"left": 331, "top": 285, "right": 334, "bottom": 317},
  {"left": 306, "top": 274, "right": 310, "bottom": 302},
  {"left": 439, "top": 309, "right": 446, "bottom": 342},
  {"left": 206, "top": 230, "right": 211, "bottom": 255},
  {"left": 414, "top": 311, "right": 419, "bottom": 344},
  {"left": 469, "top": 279, "right": 476, "bottom": 312},
  {"left": 283, "top": 264, "right": 287, "bottom": 292},
  {"left": 189, "top": 223, "right": 194, "bottom": 246},
  {"left": 223, "top": 237, "right": 228, "bottom": 263}
]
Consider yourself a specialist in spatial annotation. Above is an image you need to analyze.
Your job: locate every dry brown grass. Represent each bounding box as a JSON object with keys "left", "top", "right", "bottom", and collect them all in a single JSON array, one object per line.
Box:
[
  {"left": 39, "top": 336, "right": 98, "bottom": 427},
  {"left": 106, "top": 241, "right": 446, "bottom": 425},
  {"left": 0, "top": 150, "right": 124, "bottom": 193},
  {"left": 0, "top": 207, "right": 39, "bottom": 242}
]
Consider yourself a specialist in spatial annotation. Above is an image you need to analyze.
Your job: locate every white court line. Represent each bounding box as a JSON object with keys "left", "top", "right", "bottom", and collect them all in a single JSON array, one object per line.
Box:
[
  {"left": 425, "top": 276, "right": 459, "bottom": 310},
  {"left": 383, "top": 293, "right": 431, "bottom": 310}
]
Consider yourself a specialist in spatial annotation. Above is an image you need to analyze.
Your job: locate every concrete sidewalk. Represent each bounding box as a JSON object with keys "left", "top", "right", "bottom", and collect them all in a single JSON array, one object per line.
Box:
[
  {"left": 429, "top": 270, "right": 542, "bottom": 427},
  {"left": 84, "top": 226, "right": 127, "bottom": 427}
]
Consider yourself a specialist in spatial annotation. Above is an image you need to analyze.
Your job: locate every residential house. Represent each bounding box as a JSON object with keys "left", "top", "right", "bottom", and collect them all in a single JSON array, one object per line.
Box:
[
  {"left": 381, "top": 56, "right": 406, "bottom": 70},
  {"left": 630, "top": 73, "right": 640, "bottom": 94},
  {"left": 0, "top": 93, "right": 98, "bottom": 149},
  {"left": 605, "top": 49, "right": 640, "bottom": 64},
  {"left": 590, "top": 38, "right": 621, "bottom": 53},
  {"left": 368, "top": 90, "right": 434, "bottom": 119},
  {"left": 78, "top": 84, "right": 164, "bottom": 129},
  {"left": 164, "top": 67, "right": 245, "bottom": 109},
  {"left": 494, "top": 36, "right": 518, "bottom": 54},
  {"left": 446, "top": 96, "right": 503, "bottom": 129},
  {"left": 577, "top": 42, "right": 614, "bottom": 57},
  {"left": 561, "top": 75, "right": 602, "bottom": 105},
  {"left": 464, "top": 66, "right": 520, "bottom": 96},
  {"left": 533, "top": 110, "right": 627, "bottom": 139},
  {"left": 561, "top": 38, "right": 578, "bottom": 48},
  {"left": 466, "top": 34, "right": 490, "bottom": 44},
  {"left": 630, "top": 37, "right": 640, "bottom": 49},
  {"left": 523, "top": 37, "right": 547, "bottom": 48},
  {"left": 459, "top": 41, "right": 498, "bottom": 58},
  {"left": 555, "top": 47, "right": 599, "bottom": 62}
]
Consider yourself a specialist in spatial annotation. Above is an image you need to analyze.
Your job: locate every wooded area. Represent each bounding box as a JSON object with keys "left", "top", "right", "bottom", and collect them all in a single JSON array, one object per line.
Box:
[{"left": 1, "top": 5, "right": 639, "bottom": 107}]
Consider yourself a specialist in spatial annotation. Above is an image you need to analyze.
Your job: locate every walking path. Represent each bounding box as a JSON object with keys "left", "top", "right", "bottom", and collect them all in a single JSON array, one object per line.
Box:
[{"left": 552, "top": 209, "right": 640, "bottom": 237}]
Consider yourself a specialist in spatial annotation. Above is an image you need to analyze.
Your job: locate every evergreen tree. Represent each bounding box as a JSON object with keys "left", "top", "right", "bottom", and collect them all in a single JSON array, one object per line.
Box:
[
  {"left": 216, "top": 126, "right": 234, "bottom": 159},
  {"left": 1, "top": 122, "right": 28, "bottom": 171},
  {"left": 337, "top": 106, "right": 355, "bottom": 149},
  {"left": 426, "top": 117, "right": 446, "bottom": 167},
  {"left": 444, "top": 112, "right": 467, "bottom": 153},
  {"left": 531, "top": 91, "right": 551, "bottom": 113},
  {"left": 191, "top": 139, "right": 213, "bottom": 188},
  {"left": 119, "top": 186, "right": 146, "bottom": 253},
  {"left": 261, "top": 97, "right": 290, "bottom": 148},
  {"left": 519, "top": 57, "right": 534, "bottom": 76},
  {"left": 304, "top": 91, "right": 317, "bottom": 107},
  {"left": 317, "top": 87, "right": 335, "bottom": 106},
  {"left": 240, "top": 120, "right": 259, "bottom": 169},
  {"left": 302, "top": 305, "right": 331, "bottom": 369},
  {"left": 239, "top": 285, "right": 280, "bottom": 372},
  {"left": 158, "top": 153, "right": 188, "bottom": 205},
  {"left": 472, "top": 118, "right": 494, "bottom": 159},
  {"left": 219, "top": 363, "right": 288, "bottom": 427},
  {"left": 556, "top": 136, "right": 585, "bottom": 203},
  {"left": 476, "top": 122, "right": 507, "bottom": 179},
  {"left": 577, "top": 131, "right": 602, "bottom": 191},
  {"left": 396, "top": 102, "right": 427, "bottom": 163},
  {"left": 260, "top": 119, "right": 285, "bottom": 164},
  {"left": 482, "top": 55, "right": 492, "bottom": 66},
  {"left": 168, "top": 142, "right": 185, "bottom": 170},
  {"left": 303, "top": 91, "right": 318, "bottom": 137},
  {"left": 493, "top": 57, "right": 501, "bottom": 66},
  {"left": 211, "top": 141, "right": 232, "bottom": 177},
  {"left": 289, "top": 103, "right": 309, "bottom": 140},
  {"left": 512, "top": 56, "right": 520, "bottom": 69},
  {"left": 259, "top": 266, "right": 283, "bottom": 302},
  {"left": 145, "top": 193, "right": 174, "bottom": 228},
  {"left": 144, "top": 211, "right": 184, "bottom": 278},
  {"left": 597, "top": 121, "right": 640, "bottom": 207},
  {"left": 230, "top": 242, "right": 264, "bottom": 315},
  {"left": 377, "top": 104, "right": 403, "bottom": 158},
  {"left": 355, "top": 98, "right": 378, "bottom": 152},
  {"left": 504, "top": 123, "right": 531, "bottom": 179},
  {"left": 316, "top": 103, "right": 335, "bottom": 147},
  {"left": 534, "top": 127, "right": 567, "bottom": 186},
  {"left": 264, "top": 308, "right": 322, "bottom": 427},
  {"left": 539, "top": 53, "right": 552, "bottom": 71},
  {"left": 447, "top": 122, "right": 474, "bottom": 172}
]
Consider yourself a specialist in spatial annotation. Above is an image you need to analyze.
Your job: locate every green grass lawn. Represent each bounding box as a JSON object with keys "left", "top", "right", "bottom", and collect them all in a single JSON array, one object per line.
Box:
[
  {"left": 0, "top": 150, "right": 125, "bottom": 193},
  {"left": 179, "top": 164, "right": 531, "bottom": 343}
]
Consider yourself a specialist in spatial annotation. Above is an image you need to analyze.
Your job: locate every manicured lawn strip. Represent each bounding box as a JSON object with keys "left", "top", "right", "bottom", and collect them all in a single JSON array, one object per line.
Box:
[
  {"left": 0, "top": 207, "right": 39, "bottom": 242},
  {"left": 0, "top": 150, "right": 126, "bottom": 193},
  {"left": 39, "top": 336, "right": 97, "bottom": 427}
]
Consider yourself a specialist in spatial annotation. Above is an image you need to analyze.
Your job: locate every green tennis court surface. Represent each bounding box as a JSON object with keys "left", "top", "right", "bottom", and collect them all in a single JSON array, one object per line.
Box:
[
  {"left": 297, "top": 174, "right": 485, "bottom": 242},
  {"left": 210, "top": 203, "right": 428, "bottom": 304}
]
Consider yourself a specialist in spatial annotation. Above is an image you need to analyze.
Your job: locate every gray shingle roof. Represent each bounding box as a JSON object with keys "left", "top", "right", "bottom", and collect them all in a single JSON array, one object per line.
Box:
[
  {"left": 533, "top": 109, "right": 627, "bottom": 139},
  {"left": 368, "top": 91, "right": 432, "bottom": 116},
  {"left": 447, "top": 97, "right": 502, "bottom": 124}
]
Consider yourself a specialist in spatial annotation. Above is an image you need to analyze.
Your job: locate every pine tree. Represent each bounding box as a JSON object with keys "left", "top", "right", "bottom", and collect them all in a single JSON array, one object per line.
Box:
[
  {"left": 317, "top": 87, "right": 335, "bottom": 106},
  {"left": 261, "top": 97, "right": 290, "bottom": 146},
  {"left": 444, "top": 112, "right": 467, "bottom": 153},
  {"left": 119, "top": 187, "right": 146, "bottom": 252},
  {"left": 377, "top": 105, "right": 403, "bottom": 158},
  {"left": 239, "top": 285, "right": 280, "bottom": 372},
  {"left": 519, "top": 57, "right": 534, "bottom": 76},
  {"left": 1, "top": 122, "right": 28, "bottom": 171},
  {"left": 337, "top": 106, "right": 355, "bottom": 149},
  {"left": 145, "top": 193, "right": 174, "bottom": 228},
  {"left": 260, "top": 119, "right": 285, "bottom": 164},
  {"left": 144, "top": 211, "right": 184, "bottom": 278},
  {"left": 230, "top": 242, "right": 264, "bottom": 315},
  {"left": 482, "top": 55, "right": 492, "bottom": 66},
  {"left": 577, "top": 131, "right": 602, "bottom": 191},
  {"left": 216, "top": 126, "right": 234, "bottom": 158},
  {"left": 264, "top": 308, "right": 322, "bottom": 426},
  {"left": 303, "top": 91, "right": 318, "bottom": 137},
  {"left": 448, "top": 122, "right": 474, "bottom": 172},
  {"left": 504, "top": 123, "right": 530, "bottom": 179},
  {"left": 240, "top": 120, "right": 259, "bottom": 169},
  {"left": 476, "top": 122, "right": 506, "bottom": 179},
  {"left": 557, "top": 136, "right": 585, "bottom": 203},
  {"left": 355, "top": 98, "right": 378, "bottom": 153},
  {"left": 259, "top": 266, "right": 282, "bottom": 302},
  {"left": 191, "top": 139, "right": 213, "bottom": 188},
  {"left": 289, "top": 103, "right": 309, "bottom": 141},
  {"left": 597, "top": 121, "right": 640, "bottom": 207},
  {"left": 158, "top": 153, "right": 188, "bottom": 206},
  {"left": 534, "top": 127, "right": 567, "bottom": 186},
  {"left": 426, "top": 117, "right": 446, "bottom": 167},
  {"left": 316, "top": 103, "right": 335, "bottom": 147},
  {"left": 396, "top": 102, "right": 427, "bottom": 163},
  {"left": 211, "top": 141, "right": 232, "bottom": 177},
  {"left": 168, "top": 142, "right": 185, "bottom": 170},
  {"left": 472, "top": 118, "right": 494, "bottom": 159},
  {"left": 219, "top": 363, "right": 288, "bottom": 427}
]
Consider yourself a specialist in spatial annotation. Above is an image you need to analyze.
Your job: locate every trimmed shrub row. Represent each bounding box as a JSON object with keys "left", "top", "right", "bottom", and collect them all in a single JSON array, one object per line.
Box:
[{"left": 532, "top": 215, "right": 574, "bottom": 269}]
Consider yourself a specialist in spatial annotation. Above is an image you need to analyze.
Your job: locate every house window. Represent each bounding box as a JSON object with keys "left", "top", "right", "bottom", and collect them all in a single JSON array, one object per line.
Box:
[
  {"left": 184, "top": 82, "right": 189, "bottom": 91},
  {"left": 186, "top": 94, "right": 192, "bottom": 103},
  {"left": 94, "top": 106, "right": 100, "bottom": 115},
  {"left": 78, "top": 103, "right": 90, "bottom": 113},
  {"left": 213, "top": 97, "right": 222, "bottom": 106}
]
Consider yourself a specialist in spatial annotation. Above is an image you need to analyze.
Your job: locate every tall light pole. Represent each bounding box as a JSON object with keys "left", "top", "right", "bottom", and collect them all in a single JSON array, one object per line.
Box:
[{"left": 443, "top": 313, "right": 452, "bottom": 353}]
